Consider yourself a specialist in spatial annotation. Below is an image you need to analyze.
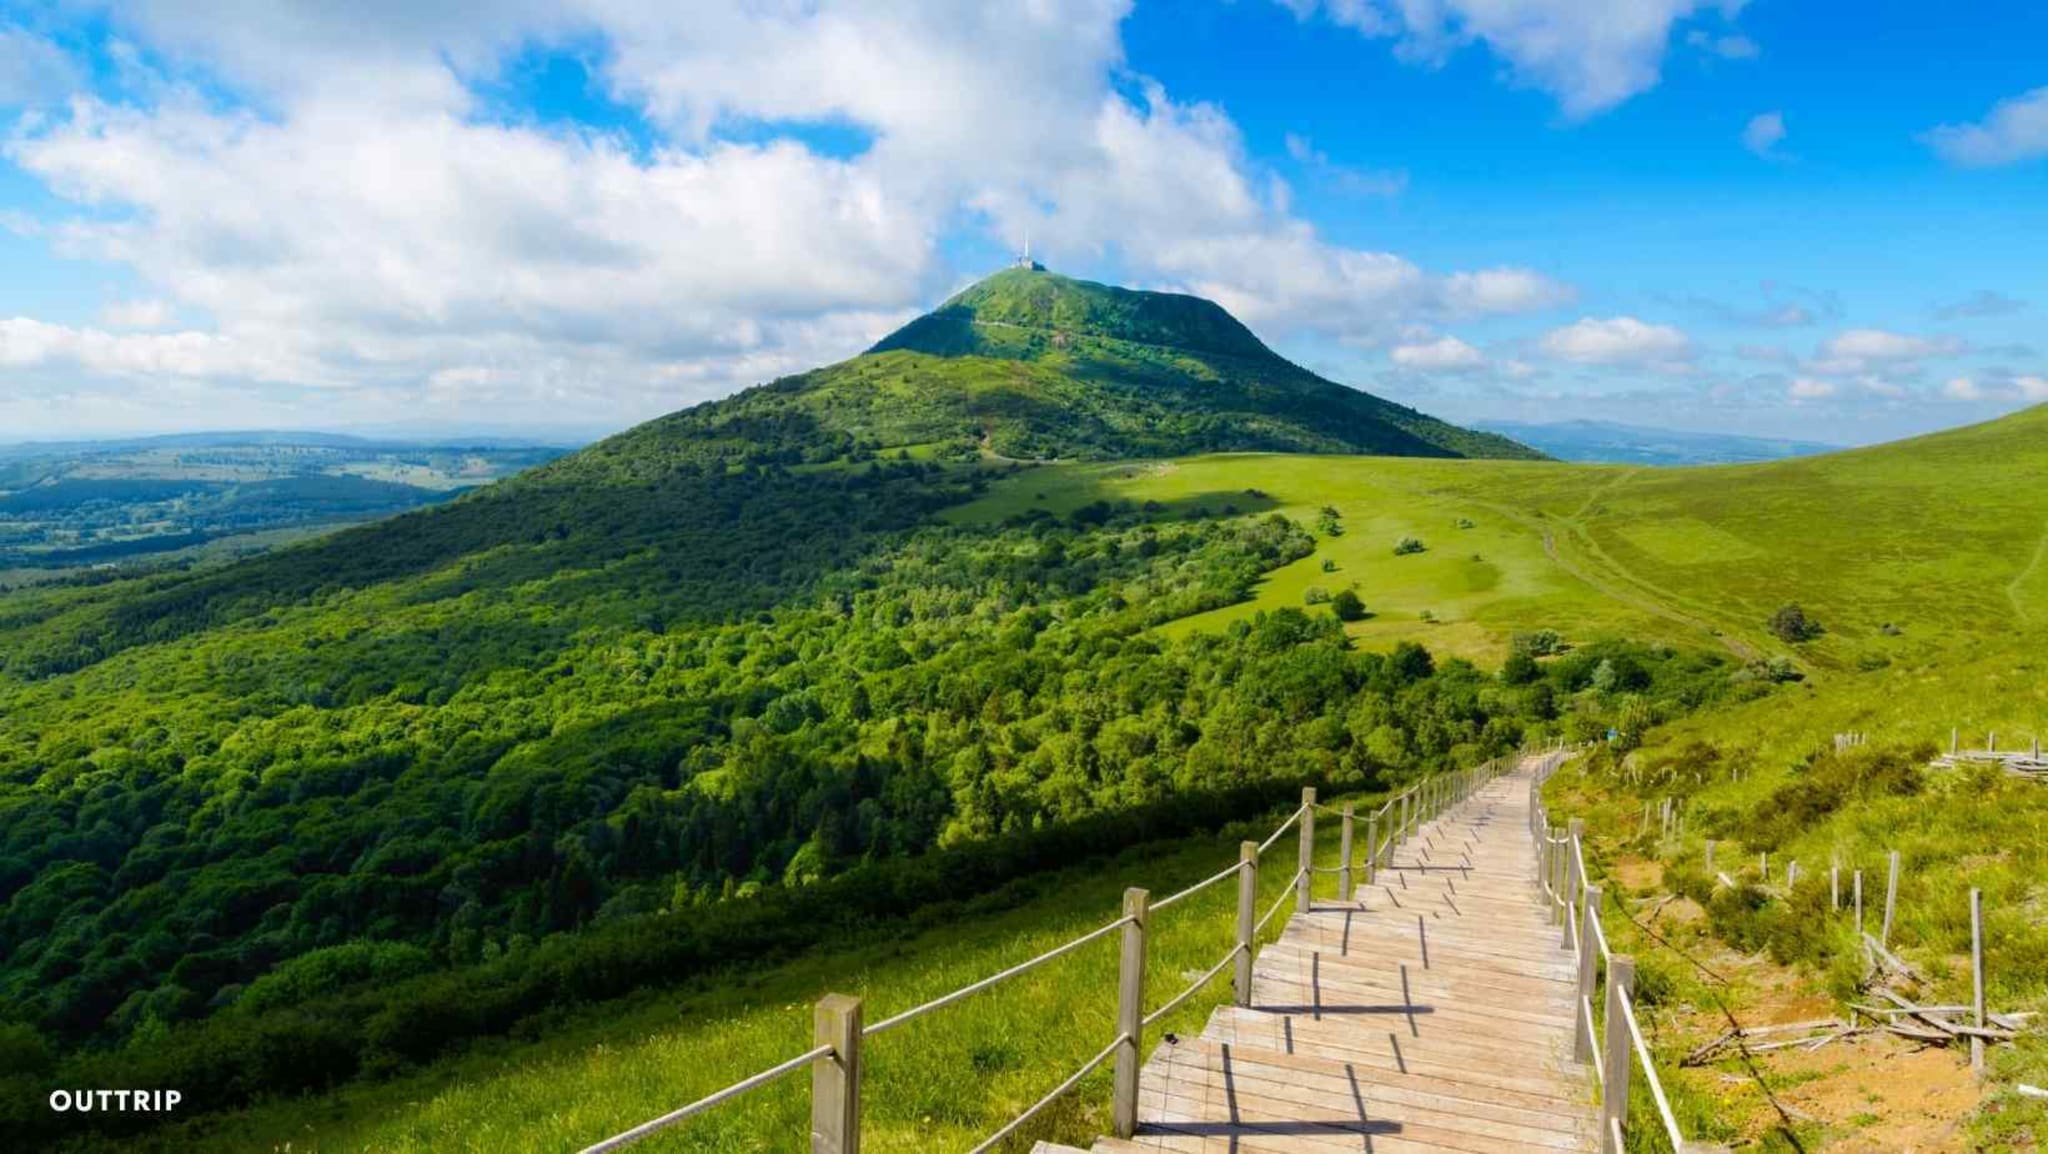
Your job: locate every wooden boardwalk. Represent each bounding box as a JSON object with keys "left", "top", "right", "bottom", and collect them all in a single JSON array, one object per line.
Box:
[{"left": 1047, "top": 759, "right": 1596, "bottom": 1154}]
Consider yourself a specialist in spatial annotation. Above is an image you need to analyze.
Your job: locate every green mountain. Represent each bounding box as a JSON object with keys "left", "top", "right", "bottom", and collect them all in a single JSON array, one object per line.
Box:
[{"left": 691, "top": 266, "right": 1538, "bottom": 461}]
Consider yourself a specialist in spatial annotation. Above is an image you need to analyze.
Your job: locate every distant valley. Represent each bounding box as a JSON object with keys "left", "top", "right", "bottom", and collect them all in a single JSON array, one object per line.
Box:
[
  {"left": 0, "top": 432, "right": 570, "bottom": 583},
  {"left": 1475, "top": 418, "right": 1840, "bottom": 465}
]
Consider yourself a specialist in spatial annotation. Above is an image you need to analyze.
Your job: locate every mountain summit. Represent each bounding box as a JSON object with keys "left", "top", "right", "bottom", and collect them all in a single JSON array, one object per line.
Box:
[{"left": 686, "top": 266, "right": 1536, "bottom": 462}]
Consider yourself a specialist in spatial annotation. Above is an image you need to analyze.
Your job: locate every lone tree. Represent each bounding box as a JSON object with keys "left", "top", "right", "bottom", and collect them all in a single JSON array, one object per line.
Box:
[
  {"left": 1331, "top": 588, "right": 1367, "bottom": 622},
  {"left": 1768, "top": 603, "right": 1823, "bottom": 643}
]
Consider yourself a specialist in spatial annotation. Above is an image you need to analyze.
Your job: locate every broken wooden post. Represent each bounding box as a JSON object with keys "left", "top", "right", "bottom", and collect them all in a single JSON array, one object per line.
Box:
[
  {"left": 1113, "top": 887, "right": 1149, "bottom": 1138},
  {"left": 1831, "top": 862, "right": 1840, "bottom": 910},
  {"left": 1705, "top": 839, "right": 1715, "bottom": 873},
  {"left": 1971, "top": 888, "right": 1986, "bottom": 1075},
  {"left": 1882, "top": 850, "right": 1900, "bottom": 947}
]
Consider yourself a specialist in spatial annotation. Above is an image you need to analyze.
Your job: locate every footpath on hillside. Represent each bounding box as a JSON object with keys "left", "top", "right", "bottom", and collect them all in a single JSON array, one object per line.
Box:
[{"left": 1048, "top": 753, "right": 1596, "bottom": 1154}]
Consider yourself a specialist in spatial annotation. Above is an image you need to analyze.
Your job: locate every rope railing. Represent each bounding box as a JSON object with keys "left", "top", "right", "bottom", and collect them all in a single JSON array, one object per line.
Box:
[
  {"left": 863, "top": 913, "right": 1135, "bottom": 1037},
  {"left": 1528, "top": 747, "right": 1729, "bottom": 1154},
  {"left": 578, "top": 753, "right": 1524, "bottom": 1154}
]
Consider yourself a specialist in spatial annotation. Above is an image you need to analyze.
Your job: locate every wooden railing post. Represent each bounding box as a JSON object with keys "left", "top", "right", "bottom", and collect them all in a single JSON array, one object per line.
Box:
[
  {"left": 1297, "top": 788, "right": 1316, "bottom": 914},
  {"left": 1882, "top": 850, "right": 1901, "bottom": 946},
  {"left": 1970, "top": 887, "right": 1986, "bottom": 1074},
  {"left": 1235, "top": 842, "right": 1257, "bottom": 1007},
  {"left": 1339, "top": 803, "right": 1355, "bottom": 902},
  {"left": 1575, "top": 885, "right": 1602, "bottom": 1062},
  {"left": 1113, "top": 887, "right": 1150, "bottom": 1138},
  {"left": 811, "top": 994, "right": 863, "bottom": 1154},
  {"left": 1601, "top": 956, "right": 1635, "bottom": 1154},
  {"left": 1364, "top": 813, "right": 1379, "bottom": 886}
]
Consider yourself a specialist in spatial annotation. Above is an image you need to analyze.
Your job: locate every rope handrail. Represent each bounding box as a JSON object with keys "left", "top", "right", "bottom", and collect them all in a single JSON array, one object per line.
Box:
[
  {"left": 1144, "top": 943, "right": 1245, "bottom": 1028},
  {"left": 1618, "top": 984, "right": 1687, "bottom": 1150},
  {"left": 964, "top": 1032, "right": 1128, "bottom": 1154},
  {"left": 576, "top": 1042, "right": 835, "bottom": 1154},
  {"left": 1254, "top": 869, "right": 1303, "bottom": 935},
  {"left": 865, "top": 913, "right": 1134, "bottom": 1037},
  {"left": 1256, "top": 805, "right": 1304, "bottom": 854},
  {"left": 1150, "top": 861, "right": 1243, "bottom": 914}
]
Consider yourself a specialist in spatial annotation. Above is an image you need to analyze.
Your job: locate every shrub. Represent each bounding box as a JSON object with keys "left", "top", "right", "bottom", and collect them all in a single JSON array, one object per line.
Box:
[
  {"left": 1320, "top": 558, "right": 1337, "bottom": 573},
  {"left": 1303, "top": 586, "right": 1331, "bottom": 605},
  {"left": 1330, "top": 589, "right": 1366, "bottom": 622},
  {"left": 1768, "top": 603, "right": 1822, "bottom": 643},
  {"left": 1512, "top": 629, "right": 1565, "bottom": 656},
  {"left": 1393, "top": 536, "right": 1425, "bottom": 556}
]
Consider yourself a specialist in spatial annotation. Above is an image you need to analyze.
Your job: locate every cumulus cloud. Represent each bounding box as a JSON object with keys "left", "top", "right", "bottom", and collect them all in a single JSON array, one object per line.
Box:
[
  {"left": 1922, "top": 86, "right": 2048, "bottom": 167},
  {"left": 1934, "top": 289, "right": 2027, "bottom": 320},
  {"left": 99, "top": 298, "right": 177, "bottom": 329},
  {"left": 1818, "top": 328, "right": 1962, "bottom": 364},
  {"left": 1943, "top": 376, "right": 1983, "bottom": 401},
  {"left": 4, "top": 1, "right": 1588, "bottom": 433},
  {"left": 1788, "top": 376, "right": 1836, "bottom": 400},
  {"left": 1686, "top": 30, "right": 1758, "bottom": 59},
  {"left": 0, "top": 24, "right": 78, "bottom": 108},
  {"left": 1283, "top": 132, "right": 1407, "bottom": 197},
  {"left": 1279, "top": 0, "right": 1748, "bottom": 118},
  {"left": 1540, "top": 316, "right": 1692, "bottom": 366},
  {"left": 1742, "top": 111, "right": 1785, "bottom": 157},
  {"left": 1390, "top": 334, "right": 1485, "bottom": 371}
]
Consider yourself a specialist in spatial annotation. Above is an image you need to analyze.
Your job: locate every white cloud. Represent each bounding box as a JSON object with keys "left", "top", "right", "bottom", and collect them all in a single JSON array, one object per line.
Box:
[
  {"left": 4, "top": 1, "right": 1584, "bottom": 434},
  {"left": 1442, "top": 268, "right": 1576, "bottom": 314},
  {"left": 1788, "top": 376, "right": 1836, "bottom": 400},
  {"left": 1923, "top": 86, "right": 2048, "bottom": 168},
  {"left": 1280, "top": 0, "right": 1747, "bottom": 118},
  {"left": 1819, "top": 328, "right": 1960, "bottom": 363},
  {"left": 1943, "top": 376, "right": 1983, "bottom": 401},
  {"left": 0, "top": 25, "right": 78, "bottom": 108},
  {"left": 1390, "top": 334, "right": 1485, "bottom": 371},
  {"left": 1284, "top": 132, "right": 1407, "bottom": 197},
  {"left": 1686, "top": 30, "right": 1758, "bottom": 59},
  {"left": 99, "top": 298, "right": 177, "bottom": 329},
  {"left": 1540, "top": 316, "right": 1692, "bottom": 366},
  {"left": 1742, "top": 111, "right": 1785, "bottom": 157},
  {"left": 2018, "top": 375, "right": 2048, "bottom": 401}
]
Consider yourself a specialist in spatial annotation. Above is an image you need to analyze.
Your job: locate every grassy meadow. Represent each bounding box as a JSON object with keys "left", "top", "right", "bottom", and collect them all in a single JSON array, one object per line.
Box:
[{"left": 82, "top": 801, "right": 1374, "bottom": 1154}]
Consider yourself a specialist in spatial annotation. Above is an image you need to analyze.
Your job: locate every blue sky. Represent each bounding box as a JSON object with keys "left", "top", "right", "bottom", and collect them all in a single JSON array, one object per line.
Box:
[{"left": 0, "top": 1, "right": 2044, "bottom": 443}]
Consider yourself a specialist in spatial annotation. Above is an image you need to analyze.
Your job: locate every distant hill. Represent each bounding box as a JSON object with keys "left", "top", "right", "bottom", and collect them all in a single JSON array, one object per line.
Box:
[
  {"left": 835, "top": 266, "right": 1540, "bottom": 460},
  {"left": 1473, "top": 418, "right": 1838, "bottom": 466}
]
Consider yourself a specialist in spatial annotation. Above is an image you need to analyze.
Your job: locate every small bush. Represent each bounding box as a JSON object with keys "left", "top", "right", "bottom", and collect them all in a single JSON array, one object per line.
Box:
[
  {"left": 1330, "top": 589, "right": 1367, "bottom": 622},
  {"left": 1512, "top": 629, "right": 1565, "bottom": 657},
  {"left": 1393, "top": 536, "right": 1425, "bottom": 556},
  {"left": 1768, "top": 603, "right": 1823, "bottom": 643},
  {"left": 1303, "top": 586, "right": 1331, "bottom": 605}
]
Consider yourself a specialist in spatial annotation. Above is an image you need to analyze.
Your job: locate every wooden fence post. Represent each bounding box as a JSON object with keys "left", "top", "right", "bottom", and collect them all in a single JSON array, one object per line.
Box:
[
  {"left": 1787, "top": 861, "right": 1800, "bottom": 888},
  {"left": 1400, "top": 790, "right": 1411, "bottom": 846},
  {"left": 1564, "top": 819, "right": 1586, "bottom": 947},
  {"left": 1234, "top": 842, "right": 1258, "bottom": 1007},
  {"left": 1971, "top": 888, "right": 1986, "bottom": 1075},
  {"left": 1854, "top": 870, "right": 1864, "bottom": 936},
  {"left": 1705, "top": 839, "right": 1714, "bottom": 874},
  {"left": 811, "top": 994, "right": 863, "bottom": 1154},
  {"left": 1601, "top": 956, "right": 1635, "bottom": 1154},
  {"left": 1113, "top": 887, "right": 1150, "bottom": 1138},
  {"left": 1882, "top": 850, "right": 1900, "bottom": 947},
  {"left": 1951, "top": 727, "right": 1959, "bottom": 755},
  {"left": 1575, "top": 885, "right": 1603, "bottom": 1062},
  {"left": 1297, "top": 788, "right": 1317, "bottom": 914},
  {"left": 1831, "top": 862, "right": 1840, "bottom": 910},
  {"left": 1339, "top": 803, "right": 1355, "bottom": 902},
  {"left": 1365, "top": 813, "right": 1379, "bottom": 886}
]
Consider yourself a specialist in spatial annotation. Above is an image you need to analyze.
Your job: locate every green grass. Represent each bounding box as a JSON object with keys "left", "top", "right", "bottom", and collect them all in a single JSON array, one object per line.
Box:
[{"left": 88, "top": 795, "right": 1380, "bottom": 1154}]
